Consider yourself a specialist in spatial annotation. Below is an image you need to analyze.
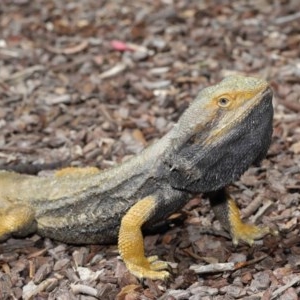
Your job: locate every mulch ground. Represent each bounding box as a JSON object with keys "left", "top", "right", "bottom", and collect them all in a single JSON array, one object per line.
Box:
[{"left": 0, "top": 0, "right": 300, "bottom": 299}]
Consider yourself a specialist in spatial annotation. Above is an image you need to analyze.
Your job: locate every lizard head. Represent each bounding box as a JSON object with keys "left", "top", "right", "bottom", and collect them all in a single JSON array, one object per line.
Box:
[{"left": 166, "top": 75, "right": 273, "bottom": 193}]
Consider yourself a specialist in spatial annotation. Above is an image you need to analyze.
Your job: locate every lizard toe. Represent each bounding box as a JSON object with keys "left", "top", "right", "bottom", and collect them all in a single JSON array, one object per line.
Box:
[
  {"left": 123, "top": 256, "right": 170, "bottom": 280},
  {"left": 147, "top": 256, "right": 169, "bottom": 271}
]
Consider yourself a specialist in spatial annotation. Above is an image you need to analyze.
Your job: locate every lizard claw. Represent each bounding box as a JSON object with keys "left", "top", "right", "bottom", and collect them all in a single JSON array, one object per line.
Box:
[{"left": 123, "top": 255, "right": 170, "bottom": 280}]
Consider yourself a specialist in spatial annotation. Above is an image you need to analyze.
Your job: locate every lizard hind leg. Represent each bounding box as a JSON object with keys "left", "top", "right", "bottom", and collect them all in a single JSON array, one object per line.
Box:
[
  {"left": 208, "top": 188, "right": 275, "bottom": 246},
  {"left": 118, "top": 196, "right": 170, "bottom": 280},
  {"left": 0, "top": 204, "right": 36, "bottom": 241}
]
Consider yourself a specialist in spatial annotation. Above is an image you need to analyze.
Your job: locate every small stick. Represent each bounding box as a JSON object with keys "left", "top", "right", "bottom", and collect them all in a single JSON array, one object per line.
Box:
[
  {"left": 274, "top": 12, "right": 300, "bottom": 24},
  {"left": 242, "top": 194, "right": 264, "bottom": 219},
  {"left": 271, "top": 276, "right": 300, "bottom": 299},
  {"left": 70, "top": 284, "right": 99, "bottom": 298},
  {"left": 252, "top": 200, "right": 274, "bottom": 223},
  {"left": 190, "top": 255, "right": 268, "bottom": 274}
]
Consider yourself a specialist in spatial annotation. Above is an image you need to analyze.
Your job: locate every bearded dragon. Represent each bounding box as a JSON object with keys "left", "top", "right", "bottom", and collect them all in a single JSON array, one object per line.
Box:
[{"left": 0, "top": 75, "right": 274, "bottom": 280}]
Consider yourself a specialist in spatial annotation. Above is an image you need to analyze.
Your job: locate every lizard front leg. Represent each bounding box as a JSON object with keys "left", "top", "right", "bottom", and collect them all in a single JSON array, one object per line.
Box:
[
  {"left": 118, "top": 196, "right": 170, "bottom": 280},
  {"left": 208, "top": 188, "right": 273, "bottom": 245},
  {"left": 0, "top": 204, "right": 36, "bottom": 241}
]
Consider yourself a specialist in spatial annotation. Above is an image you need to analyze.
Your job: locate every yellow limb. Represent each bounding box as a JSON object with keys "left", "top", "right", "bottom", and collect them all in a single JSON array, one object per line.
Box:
[
  {"left": 118, "top": 196, "right": 169, "bottom": 280},
  {"left": 209, "top": 189, "right": 275, "bottom": 246},
  {"left": 0, "top": 205, "right": 36, "bottom": 240},
  {"left": 228, "top": 197, "right": 273, "bottom": 245}
]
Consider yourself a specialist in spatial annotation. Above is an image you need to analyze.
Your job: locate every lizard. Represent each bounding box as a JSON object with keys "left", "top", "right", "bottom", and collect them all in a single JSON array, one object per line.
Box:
[{"left": 0, "top": 75, "right": 274, "bottom": 280}]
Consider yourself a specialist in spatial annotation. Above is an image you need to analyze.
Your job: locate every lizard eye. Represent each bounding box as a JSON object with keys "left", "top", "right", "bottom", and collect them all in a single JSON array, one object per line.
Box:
[{"left": 218, "top": 97, "right": 230, "bottom": 107}]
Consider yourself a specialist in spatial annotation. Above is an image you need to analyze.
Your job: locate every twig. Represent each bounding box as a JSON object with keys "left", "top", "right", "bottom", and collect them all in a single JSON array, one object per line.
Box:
[
  {"left": 70, "top": 284, "right": 100, "bottom": 298},
  {"left": 45, "top": 40, "right": 89, "bottom": 55},
  {"left": 274, "top": 12, "right": 300, "bottom": 25},
  {"left": 23, "top": 278, "right": 58, "bottom": 300},
  {"left": 0, "top": 48, "right": 20, "bottom": 58},
  {"left": 271, "top": 276, "right": 300, "bottom": 299},
  {"left": 234, "top": 254, "right": 268, "bottom": 270},
  {"left": 0, "top": 65, "right": 45, "bottom": 84},
  {"left": 190, "top": 255, "right": 268, "bottom": 274},
  {"left": 242, "top": 194, "right": 264, "bottom": 218},
  {"left": 190, "top": 262, "right": 236, "bottom": 274},
  {"left": 99, "top": 63, "right": 127, "bottom": 79},
  {"left": 252, "top": 199, "right": 274, "bottom": 223}
]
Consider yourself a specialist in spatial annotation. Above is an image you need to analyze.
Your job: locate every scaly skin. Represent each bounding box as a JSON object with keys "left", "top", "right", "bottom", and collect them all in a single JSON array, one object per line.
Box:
[{"left": 0, "top": 75, "right": 274, "bottom": 279}]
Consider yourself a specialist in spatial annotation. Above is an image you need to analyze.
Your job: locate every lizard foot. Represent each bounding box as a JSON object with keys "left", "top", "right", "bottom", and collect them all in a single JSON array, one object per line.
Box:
[
  {"left": 209, "top": 189, "right": 277, "bottom": 246},
  {"left": 118, "top": 196, "right": 170, "bottom": 280},
  {"left": 123, "top": 255, "right": 170, "bottom": 280},
  {"left": 228, "top": 197, "right": 278, "bottom": 245}
]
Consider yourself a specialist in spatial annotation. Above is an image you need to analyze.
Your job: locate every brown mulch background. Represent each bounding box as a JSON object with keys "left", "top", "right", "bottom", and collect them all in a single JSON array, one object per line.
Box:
[{"left": 0, "top": 0, "right": 300, "bottom": 299}]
